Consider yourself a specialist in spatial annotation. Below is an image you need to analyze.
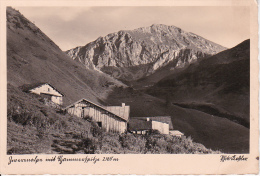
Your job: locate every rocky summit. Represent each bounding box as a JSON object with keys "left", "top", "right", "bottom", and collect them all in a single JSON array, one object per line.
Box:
[{"left": 66, "top": 24, "right": 227, "bottom": 81}]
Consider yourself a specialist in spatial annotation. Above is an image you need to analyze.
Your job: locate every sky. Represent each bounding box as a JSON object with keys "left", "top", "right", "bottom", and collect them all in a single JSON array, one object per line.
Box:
[{"left": 15, "top": 6, "right": 250, "bottom": 51}]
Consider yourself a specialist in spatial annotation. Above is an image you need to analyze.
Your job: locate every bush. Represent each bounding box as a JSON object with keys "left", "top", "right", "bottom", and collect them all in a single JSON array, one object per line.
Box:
[
  {"left": 119, "top": 133, "right": 146, "bottom": 153},
  {"left": 83, "top": 115, "right": 93, "bottom": 122},
  {"left": 100, "top": 134, "right": 122, "bottom": 154},
  {"left": 82, "top": 137, "right": 100, "bottom": 154},
  {"left": 147, "top": 129, "right": 161, "bottom": 135},
  {"left": 90, "top": 121, "right": 105, "bottom": 137},
  {"left": 10, "top": 108, "right": 34, "bottom": 125}
]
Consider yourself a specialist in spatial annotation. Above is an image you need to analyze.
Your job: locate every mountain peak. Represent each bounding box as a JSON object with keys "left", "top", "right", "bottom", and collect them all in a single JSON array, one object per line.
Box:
[
  {"left": 151, "top": 23, "right": 170, "bottom": 28},
  {"left": 131, "top": 24, "right": 183, "bottom": 34},
  {"left": 66, "top": 24, "right": 227, "bottom": 81},
  {"left": 150, "top": 23, "right": 180, "bottom": 29}
]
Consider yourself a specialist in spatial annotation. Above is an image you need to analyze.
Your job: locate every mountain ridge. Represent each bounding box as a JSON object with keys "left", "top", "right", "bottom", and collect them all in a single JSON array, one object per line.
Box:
[
  {"left": 66, "top": 24, "right": 227, "bottom": 81},
  {"left": 7, "top": 7, "right": 125, "bottom": 106},
  {"left": 147, "top": 39, "right": 250, "bottom": 125}
]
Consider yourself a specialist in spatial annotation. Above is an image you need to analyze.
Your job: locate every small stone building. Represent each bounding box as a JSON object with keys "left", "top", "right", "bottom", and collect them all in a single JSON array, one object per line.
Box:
[
  {"left": 64, "top": 98, "right": 129, "bottom": 133},
  {"left": 129, "top": 116, "right": 173, "bottom": 135},
  {"left": 22, "top": 83, "right": 63, "bottom": 105}
]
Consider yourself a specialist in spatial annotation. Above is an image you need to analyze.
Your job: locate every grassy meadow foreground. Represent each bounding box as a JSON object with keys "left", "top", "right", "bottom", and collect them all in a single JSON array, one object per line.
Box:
[{"left": 7, "top": 84, "right": 219, "bottom": 154}]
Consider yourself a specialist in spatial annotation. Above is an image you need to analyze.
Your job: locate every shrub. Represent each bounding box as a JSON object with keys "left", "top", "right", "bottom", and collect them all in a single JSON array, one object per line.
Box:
[
  {"left": 83, "top": 115, "right": 93, "bottom": 122},
  {"left": 119, "top": 133, "right": 146, "bottom": 153},
  {"left": 97, "top": 133, "right": 123, "bottom": 154},
  {"left": 167, "top": 144, "right": 186, "bottom": 154},
  {"left": 56, "top": 108, "right": 66, "bottom": 115},
  {"left": 82, "top": 137, "right": 100, "bottom": 154},
  {"left": 147, "top": 129, "right": 161, "bottom": 135},
  {"left": 10, "top": 108, "right": 34, "bottom": 125},
  {"left": 90, "top": 121, "right": 105, "bottom": 137},
  {"left": 52, "top": 119, "right": 68, "bottom": 131}
]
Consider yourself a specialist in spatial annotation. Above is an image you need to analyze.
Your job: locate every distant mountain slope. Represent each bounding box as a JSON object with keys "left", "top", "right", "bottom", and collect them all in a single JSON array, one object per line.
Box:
[
  {"left": 66, "top": 24, "right": 227, "bottom": 81},
  {"left": 105, "top": 87, "right": 249, "bottom": 153},
  {"left": 147, "top": 39, "right": 250, "bottom": 127},
  {"left": 7, "top": 7, "right": 125, "bottom": 106}
]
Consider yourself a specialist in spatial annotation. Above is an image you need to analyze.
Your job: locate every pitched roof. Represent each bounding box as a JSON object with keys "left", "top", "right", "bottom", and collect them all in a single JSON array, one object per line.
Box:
[
  {"left": 104, "top": 105, "right": 130, "bottom": 121},
  {"left": 20, "top": 82, "right": 64, "bottom": 96},
  {"left": 128, "top": 118, "right": 152, "bottom": 131},
  {"left": 131, "top": 116, "right": 174, "bottom": 130},
  {"left": 20, "top": 82, "right": 46, "bottom": 92},
  {"left": 64, "top": 98, "right": 128, "bottom": 122}
]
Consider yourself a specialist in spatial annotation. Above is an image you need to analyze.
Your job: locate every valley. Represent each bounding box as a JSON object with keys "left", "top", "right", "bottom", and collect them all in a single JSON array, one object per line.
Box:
[{"left": 6, "top": 6, "right": 250, "bottom": 154}]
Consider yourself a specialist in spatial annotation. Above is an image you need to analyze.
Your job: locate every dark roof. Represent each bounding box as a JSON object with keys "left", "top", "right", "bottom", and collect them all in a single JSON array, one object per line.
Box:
[
  {"left": 64, "top": 98, "right": 127, "bottom": 122},
  {"left": 20, "top": 82, "right": 46, "bottom": 92},
  {"left": 128, "top": 118, "right": 152, "bottom": 131},
  {"left": 20, "top": 82, "right": 64, "bottom": 96},
  {"left": 131, "top": 116, "right": 173, "bottom": 130}
]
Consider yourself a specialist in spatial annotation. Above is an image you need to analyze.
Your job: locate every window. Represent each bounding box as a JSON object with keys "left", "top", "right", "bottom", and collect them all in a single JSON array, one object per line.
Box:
[
  {"left": 97, "top": 122, "right": 102, "bottom": 128},
  {"left": 48, "top": 88, "right": 50, "bottom": 92}
]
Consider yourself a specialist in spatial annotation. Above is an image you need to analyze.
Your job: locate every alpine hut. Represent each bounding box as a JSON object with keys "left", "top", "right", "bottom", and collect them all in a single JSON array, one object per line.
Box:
[
  {"left": 64, "top": 98, "right": 129, "bottom": 133},
  {"left": 21, "top": 83, "right": 63, "bottom": 105}
]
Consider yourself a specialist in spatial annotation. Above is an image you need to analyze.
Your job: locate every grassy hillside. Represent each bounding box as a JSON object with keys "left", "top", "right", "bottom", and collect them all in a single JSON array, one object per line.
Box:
[
  {"left": 105, "top": 87, "right": 249, "bottom": 153},
  {"left": 7, "top": 7, "right": 124, "bottom": 106},
  {"left": 147, "top": 40, "right": 250, "bottom": 127},
  {"left": 7, "top": 84, "right": 217, "bottom": 154},
  {"left": 129, "top": 58, "right": 194, "bottom": 89},
  {"left": 101, "top": 63, "right": 153, "bottom": 83}
]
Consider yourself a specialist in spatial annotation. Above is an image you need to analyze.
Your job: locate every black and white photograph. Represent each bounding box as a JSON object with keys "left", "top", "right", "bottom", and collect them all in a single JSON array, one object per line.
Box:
[
  {"left": 6, "top": 5, "right": 251, "bottom": 155},
  {"left": 1, "top": 0, "right": 259, "bottom": 174}
]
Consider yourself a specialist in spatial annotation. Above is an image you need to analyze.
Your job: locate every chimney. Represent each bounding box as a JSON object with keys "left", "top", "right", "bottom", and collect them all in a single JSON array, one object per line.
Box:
[
  {"left": 122, "top": 103, "right": 125, "bottom": 107},
  {"left": 146, "top": 117, "right": 150, "bottom": 121}
]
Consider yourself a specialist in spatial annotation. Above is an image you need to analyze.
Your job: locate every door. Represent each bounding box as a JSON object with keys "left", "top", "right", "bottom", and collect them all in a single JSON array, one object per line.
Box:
[{"left": 81, "top": 107, "right": 85, "bottom": 118}]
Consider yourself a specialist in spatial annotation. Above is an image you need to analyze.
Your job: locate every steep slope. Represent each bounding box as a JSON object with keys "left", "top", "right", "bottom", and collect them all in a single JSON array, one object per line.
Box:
[
  {"left": 66, "top": 24, "right": 227, "bottom": 81},
  {"left": 147, "top": 39, "right": 250, "bottom": 127},
  {"left": 7, "top": 7, "right": 125, "bottom": 106}
]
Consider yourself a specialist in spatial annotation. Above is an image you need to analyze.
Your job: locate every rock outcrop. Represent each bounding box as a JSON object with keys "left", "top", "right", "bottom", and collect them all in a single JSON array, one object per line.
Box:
[{"left": 66, "top": 24, "right": 227, "bottom": 81}]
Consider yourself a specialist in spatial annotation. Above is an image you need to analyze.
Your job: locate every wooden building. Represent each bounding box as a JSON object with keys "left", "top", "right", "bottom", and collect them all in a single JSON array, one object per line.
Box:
[
  {"left": 64, "top": 98, "right": 129, "bottom": 133},
  {"left": 104, "top": 103, "right": 129, "bottom": 122},
  {"left": 129, "top": 116, "right": 173, "bottom": 135},
  {"left": 22, "top": 83, "right": 63, "bottom": 105}
]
